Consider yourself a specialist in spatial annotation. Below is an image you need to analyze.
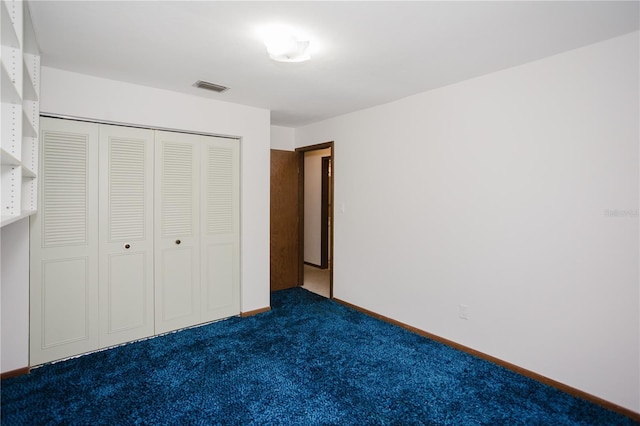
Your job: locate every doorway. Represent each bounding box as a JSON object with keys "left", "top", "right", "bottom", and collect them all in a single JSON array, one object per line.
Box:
[
  {"left": 298, "top": 142, "right": 334, "bottom": 299},
  {"left": 269, "top": 141, "right": 334, "bottom": 298}
]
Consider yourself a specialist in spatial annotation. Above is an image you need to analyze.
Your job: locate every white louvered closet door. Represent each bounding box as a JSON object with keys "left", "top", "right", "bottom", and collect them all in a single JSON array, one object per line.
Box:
[
  {"left": 154, "top": 131, "right": 201, "bottom": 334},
  {"left": 30, "top": 118, "right": 100, "bottom": 365},
  {"left": 98, "top": 125, "right": 154, "bottom": 348},
  {"left": 200, "top": 136, "right": 240, "bottom": 322}
]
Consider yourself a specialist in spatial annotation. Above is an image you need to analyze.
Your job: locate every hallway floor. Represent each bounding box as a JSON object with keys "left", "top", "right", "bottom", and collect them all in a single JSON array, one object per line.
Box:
[{"left": 301, "top": 264, "right": 330, "bottom": 298}]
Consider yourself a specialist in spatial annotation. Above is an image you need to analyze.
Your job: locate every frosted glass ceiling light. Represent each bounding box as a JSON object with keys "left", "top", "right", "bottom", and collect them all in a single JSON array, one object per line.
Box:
[{"left": 260, "top": 25, "right": 311, "bottom": 63}]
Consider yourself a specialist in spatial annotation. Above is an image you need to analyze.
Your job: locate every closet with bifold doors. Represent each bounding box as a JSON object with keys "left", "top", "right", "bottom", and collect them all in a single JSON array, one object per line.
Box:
[{"left": 30, "top": 117, "right": 240, "bottom": 365}]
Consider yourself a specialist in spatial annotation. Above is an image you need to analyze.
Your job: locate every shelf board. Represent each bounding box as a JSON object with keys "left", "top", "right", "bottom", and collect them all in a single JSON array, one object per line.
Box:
[
  {"left": 1, "top": 210, "right": 36, "bottom": 228},
  {"left": 0, "top": 147, "right": 20, "bottom": 165},
  {"left": 1, "top": 1, "right": 20, "bottom": 49},
  {"left": 22, "top": 164, "right": 35, "bottom": 177},
  {"left": 22, "top": 63, "right": 37, "bottom": 101},
  {"left": 23, "top": 4, "right": 39, "bottom": 55},
  {"left": 22, "top": 110, "right": 36, "bottom": 137},
  {"left": 1, "top": 62, "right": 21, "bottom": 104}
]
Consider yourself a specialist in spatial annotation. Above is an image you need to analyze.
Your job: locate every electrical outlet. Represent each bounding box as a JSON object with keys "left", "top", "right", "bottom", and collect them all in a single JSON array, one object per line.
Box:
[{"left": 458, "top": 304, "right": 469, "bottom": 320}]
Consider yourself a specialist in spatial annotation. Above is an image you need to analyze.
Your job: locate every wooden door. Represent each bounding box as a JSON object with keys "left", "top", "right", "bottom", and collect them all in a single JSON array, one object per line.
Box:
[
  {"left": 98, "top": 124, "right": 155, "bottom": 348},
  {"left": 200, "top": 136, "right": 240, "bottom": 322},
  {"left": 154, "top": 131, "right": 201, "bottom": 334},
  {"left": 30, "top": 118, "right": 100, "bottom": 365},
  {"left": 270, "top": 149, "right": 299, "bottom": 291}
]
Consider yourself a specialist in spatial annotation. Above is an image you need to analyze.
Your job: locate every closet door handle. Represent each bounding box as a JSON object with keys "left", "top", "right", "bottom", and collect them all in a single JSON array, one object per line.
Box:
[
  {"left": 124, "top": 243, "right": 131, "bottom": 250},
  {"left": 175, "top": 239, "right": 181, "bottom": 245}
]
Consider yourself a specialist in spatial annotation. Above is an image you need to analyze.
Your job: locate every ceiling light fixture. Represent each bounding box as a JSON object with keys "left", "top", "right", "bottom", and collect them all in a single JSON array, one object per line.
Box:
[{"left": 259, "top": 25, "right": 312, "bottom": 63}]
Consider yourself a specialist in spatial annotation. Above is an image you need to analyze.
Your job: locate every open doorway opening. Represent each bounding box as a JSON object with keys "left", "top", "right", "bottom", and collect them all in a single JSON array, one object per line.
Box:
[{"left": 297, "top": 142, "right": 334, "bottom": 299}]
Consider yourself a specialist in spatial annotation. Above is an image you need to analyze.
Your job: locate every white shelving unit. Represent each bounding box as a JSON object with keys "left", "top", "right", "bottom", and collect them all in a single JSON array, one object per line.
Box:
[{"left": 1, "top": 0, "right": 40, "bottom": 227}]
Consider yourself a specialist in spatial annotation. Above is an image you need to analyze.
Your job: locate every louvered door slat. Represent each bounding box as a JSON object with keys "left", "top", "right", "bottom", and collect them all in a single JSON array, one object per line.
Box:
[
  {"left": 42, "top": 131, "right": 88, "bottom": 246},
  {"left": 108, "top": 137, "right": 146, "bottom": 241},
  {"left": 161, "top": 142, "right": 194, "bottom": 237},
  {"left": 206, "top": 146, "right": 234, "bottom": 234}
]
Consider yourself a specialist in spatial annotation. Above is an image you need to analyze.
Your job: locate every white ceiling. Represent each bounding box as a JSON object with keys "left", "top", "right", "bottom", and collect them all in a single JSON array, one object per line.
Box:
[{"left": 28, "top": 1, "right": 639, "bottom": 128}]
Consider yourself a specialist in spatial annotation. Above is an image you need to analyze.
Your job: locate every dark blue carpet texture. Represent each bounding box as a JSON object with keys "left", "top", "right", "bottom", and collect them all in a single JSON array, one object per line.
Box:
[{"left": 1, "top": 288, "right": 635, "bottom": 425}]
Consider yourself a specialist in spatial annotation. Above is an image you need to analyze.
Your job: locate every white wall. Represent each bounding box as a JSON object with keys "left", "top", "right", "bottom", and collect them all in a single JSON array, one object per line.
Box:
[
  {"left": 270, "top": 125, "right": 295, "bottom": 151},
  {"left": 1, "top": 219, "right": 30, "bottom": 373},
  {"left": 304, "top": 148, "right": 331, "bottom": 265},
  {"left": 295, "top": 32, "right": 640, "bottom": 412}
]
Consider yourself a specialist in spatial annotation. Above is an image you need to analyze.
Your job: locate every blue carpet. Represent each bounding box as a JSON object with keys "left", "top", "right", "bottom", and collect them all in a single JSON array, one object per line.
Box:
[{"left": 1, "top": 288, "right": 635, "bottom": 425}]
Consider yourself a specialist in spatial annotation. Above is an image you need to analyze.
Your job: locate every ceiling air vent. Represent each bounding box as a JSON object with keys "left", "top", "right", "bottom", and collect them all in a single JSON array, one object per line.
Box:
[{"left": 194, "top": 80, "right": 229, "bottom": 93}]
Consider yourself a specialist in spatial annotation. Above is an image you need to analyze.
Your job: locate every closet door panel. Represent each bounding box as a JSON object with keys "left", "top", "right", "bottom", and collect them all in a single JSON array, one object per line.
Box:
[
  {"left": 30, "top": 118, "right": 99, "bottom": 365},
  {"left": 41, "top": 258, "right": 90, "bottom": 347},
  {"left": 203, "top": 242, "right": 234, "bottom": 310},
  {"left": 159, "top": 246, "right": 197, "bottom": 320},
  {"left": 201, "top": 138, "right": 240, "bottom": 321},
  {"left": 105, "top": 252, "right": 147, "bottom": 331},
  {"left": 154, "top": 131, "right": 200, "bottom": 334},
  {"left": 99, "top": 125, "right": 154, "bottom": 348}
]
